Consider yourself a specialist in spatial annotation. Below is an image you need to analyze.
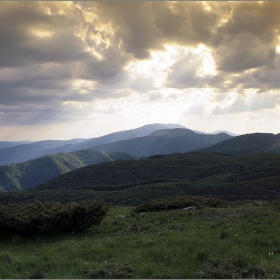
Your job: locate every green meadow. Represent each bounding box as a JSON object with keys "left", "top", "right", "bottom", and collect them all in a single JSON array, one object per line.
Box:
[{"left": 1, "top": 199, "right": 280, "bottom": 279}]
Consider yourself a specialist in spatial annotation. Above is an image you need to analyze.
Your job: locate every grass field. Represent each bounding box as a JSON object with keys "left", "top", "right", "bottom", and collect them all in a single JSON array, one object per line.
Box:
[{"left": 1, "top": 200, "right": 280, "bottom": 279}]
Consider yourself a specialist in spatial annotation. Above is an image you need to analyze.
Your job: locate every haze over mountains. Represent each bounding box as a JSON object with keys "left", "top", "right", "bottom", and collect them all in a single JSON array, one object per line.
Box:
[
  {"left": 0, "top": 141, "right": 33, "bottom": 150},
  {"left": 1, "top": 123, "right": 280, "bottom": 195},
  {"left": 0, "top": 124, "right": 234, "bottom": 191},
  {"left": 91, "top": 128, "right": 233, "bottom": 157},
  {"left": 0, "top": 123, "right": 185, "bottom": 165}
]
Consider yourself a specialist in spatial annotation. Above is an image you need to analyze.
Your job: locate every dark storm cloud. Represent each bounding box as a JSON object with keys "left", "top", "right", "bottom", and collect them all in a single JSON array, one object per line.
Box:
[
  {"left": 1, "top": 1, "right": 280, "bottom": 127},
  {"left": 230, "top": 54, "right": 280, "bottom": 90},
  {"left": 212, "top": 2, "right": 280, "bottom": 73},
  {"left": 93, "top": 2, "right": 220, "bottom": 59},
  {"left": 0, "top": 1, "right": 132, "bottom": 120},
  {"left": 0, "top": 2, "right": 87, "bottom": 67},
  {"left": 212, "top": 33, "right": 276, "bottom": 73}
]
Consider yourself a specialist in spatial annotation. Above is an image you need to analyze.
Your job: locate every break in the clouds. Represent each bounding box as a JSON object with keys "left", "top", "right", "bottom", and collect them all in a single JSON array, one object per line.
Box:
[{"left": 1, "top": 1, "right": 280, "bottom": 140}]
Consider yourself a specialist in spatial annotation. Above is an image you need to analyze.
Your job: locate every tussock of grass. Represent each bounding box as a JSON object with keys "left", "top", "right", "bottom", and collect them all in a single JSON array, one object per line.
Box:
[{"left": 84, "top": 259, "right": 133, "bottom": 279}]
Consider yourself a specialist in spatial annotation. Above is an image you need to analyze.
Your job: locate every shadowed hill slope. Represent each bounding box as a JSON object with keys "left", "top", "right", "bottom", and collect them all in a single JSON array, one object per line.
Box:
[
  {"left": 35, "top": 151, "right": 280, "bottom": 191},
  {"left": 202, "top": 133, "right": 280, "bottom": 154},
  {"left": 90, "top": 129, "right": 233, "bottom": 157},
  {"left": 1, "top": 152, "right": 280, "bottom": 205},
  {"left": 0, "top": 149, "right": 135, "bottom": 192}
]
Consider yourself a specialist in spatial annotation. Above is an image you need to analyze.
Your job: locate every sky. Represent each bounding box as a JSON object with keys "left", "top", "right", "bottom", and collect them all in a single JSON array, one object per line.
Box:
[{"left": 1, "top": 1, "right": 280, "bottom": 141}]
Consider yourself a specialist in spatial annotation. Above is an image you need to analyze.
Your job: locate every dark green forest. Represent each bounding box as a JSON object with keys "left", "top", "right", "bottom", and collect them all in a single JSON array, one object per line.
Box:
[{"left": 1, "top": 152, "right": 279, "bottom": 206}]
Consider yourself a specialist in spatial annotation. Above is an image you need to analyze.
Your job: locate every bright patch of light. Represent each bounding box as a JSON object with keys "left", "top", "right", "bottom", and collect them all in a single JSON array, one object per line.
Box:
[
  {"left": 219, "top": 92, "right": 238, "bottom": 108},
  {"left": 218, "top": 9, "right": 233, "bottom": 27},
  {"left": 32, "top": 30, "right": 54, "bottom": 37},
  {"left": 194, "top": 45, "right": 216, "bottom": 77},
  {"left": 202, "top": 2, "right": 212, "bottom": 11},
  {"left": 125, "top": 45, "right": 181, "bottom": 88},
  {"left": 276, "top": 36, "right": 280, "bottom": 54},
  {"left": 72, "top": 79, "right": 95, "bottom": 94},
  {"left": 125, "top": 44, "right": 216, "bottom": 88},
  {"left": 85, "top": 46, "right": 103, "bottom": 60},
  {"left": 62, "top": 101, "right": 85, "bottom": 108}
]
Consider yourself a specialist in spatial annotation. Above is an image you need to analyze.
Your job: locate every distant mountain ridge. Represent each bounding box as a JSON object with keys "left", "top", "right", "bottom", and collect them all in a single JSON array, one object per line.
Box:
[
  {"left": 90, "top": 128, "right": 233, "bottom": 157},
  {"left": 0, "top": 141, "right": 33, "bottom": 150},
  {"left": 0, "top": 149, "right": 135, "bottom": 192},
  {"left": 193, "top": 130, "right": 238, "bottom": 137},
  {"left": 0, "top": 123, "right": 185, "bottom": 165},
  {"left": 202, "top": 133, "right": 280, "bottom": 154}
]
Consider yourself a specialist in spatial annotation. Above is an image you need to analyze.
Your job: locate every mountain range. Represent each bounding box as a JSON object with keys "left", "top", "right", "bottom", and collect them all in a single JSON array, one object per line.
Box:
[
  {"left": 0, "top": 125, "right": 233, "bottom": 191},
  {"left": 87, "top": 128, "right": 233, "bottom": 157},
  {"left": 0, "top": 140, "right": 33, "bottom": 149},
  {"left": 1, "top": 123, "right": 280, "bottom": 195},
  {"left": 0, "top": 123, "right": 185, "bottom": 166}
]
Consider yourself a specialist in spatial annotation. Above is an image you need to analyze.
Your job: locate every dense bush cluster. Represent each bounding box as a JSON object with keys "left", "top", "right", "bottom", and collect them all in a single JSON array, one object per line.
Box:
[
  {"left": 135, "top": 195, "right": 229, "bottom": 213},
  {"left": 0, "top": 199, "right": 109, "bottom": 235}
]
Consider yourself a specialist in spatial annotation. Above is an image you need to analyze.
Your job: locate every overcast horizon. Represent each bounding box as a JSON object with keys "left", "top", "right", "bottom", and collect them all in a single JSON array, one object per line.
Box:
[{"left": 1, "top": 2, "right": 280, "bottom": 141}]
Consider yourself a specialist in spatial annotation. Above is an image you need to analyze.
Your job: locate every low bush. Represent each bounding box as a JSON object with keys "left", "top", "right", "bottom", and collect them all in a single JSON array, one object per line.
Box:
[
  {"left": 134, "top": 195, "right": 229, "bottom": 213},
  {"left": 0, "top": 200, "right": 109, "bottom": 235}
]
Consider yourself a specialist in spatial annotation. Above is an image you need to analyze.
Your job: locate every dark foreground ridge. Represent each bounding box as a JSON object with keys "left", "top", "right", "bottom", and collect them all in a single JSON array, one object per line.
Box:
[{"left": 1, "top": 152, "right": 280, "bottom": 205}]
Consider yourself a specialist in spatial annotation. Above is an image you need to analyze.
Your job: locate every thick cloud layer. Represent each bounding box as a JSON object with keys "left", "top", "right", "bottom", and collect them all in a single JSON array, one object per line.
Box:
[{"left": 1, "top": 2, "right": 280, "bottom": 138}]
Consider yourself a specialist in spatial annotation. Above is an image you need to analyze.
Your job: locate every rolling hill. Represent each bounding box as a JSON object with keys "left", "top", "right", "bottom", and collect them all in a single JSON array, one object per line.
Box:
[
  {"left": 0, "top": 123, "right": 185, "bottom": 165},
  {"left": 1, "top": 151, "right": 277, "bottom": 206},
  {"left": 0, "top": 149, "right": 135, "bottom": 192},
  {"left": 90, "top": 128, "right": 233, "bottom": 157},
  {"left": 0, "top": 139, "right": 86, "bottom": 166},
  {"left": 202, "top": 133, "right": 280, "bottom": 154},
  {"left": 0, "top": 140, "right": 33, "bottom": 150}
]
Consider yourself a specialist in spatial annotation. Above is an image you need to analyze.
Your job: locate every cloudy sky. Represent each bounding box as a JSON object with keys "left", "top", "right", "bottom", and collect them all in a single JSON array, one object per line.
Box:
[{"left": 1, "top": 1, "right": 280, "bottom": 141}]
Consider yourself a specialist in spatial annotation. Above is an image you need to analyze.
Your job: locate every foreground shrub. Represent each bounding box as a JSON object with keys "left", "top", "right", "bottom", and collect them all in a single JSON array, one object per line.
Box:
[
  {"left": 134, "top": 195, "right": 229, "bottom": 213},
  {"left": 0, "top": 200, "right": 109, "bottom": 235}
]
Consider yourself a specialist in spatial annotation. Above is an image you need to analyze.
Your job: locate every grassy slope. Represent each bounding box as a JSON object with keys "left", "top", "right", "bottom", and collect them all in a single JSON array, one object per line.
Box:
[
  {"left": 1, "top": 202, "right": 280, "bottom": 278},
  {"left": 0, "top": 150, "right": 135, "bottom": 192}
]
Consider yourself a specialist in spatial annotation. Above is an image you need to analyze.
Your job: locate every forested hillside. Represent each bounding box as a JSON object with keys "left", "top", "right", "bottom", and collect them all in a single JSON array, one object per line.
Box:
[
  {"left": 1, "top": 152, "right": 279, "bottom": 206},
  {"left": 0, "top": 149, "right": 135, "bottom": 191},
  {"left": 202, "top": 133, "right": 280, "bottom": 154}
]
